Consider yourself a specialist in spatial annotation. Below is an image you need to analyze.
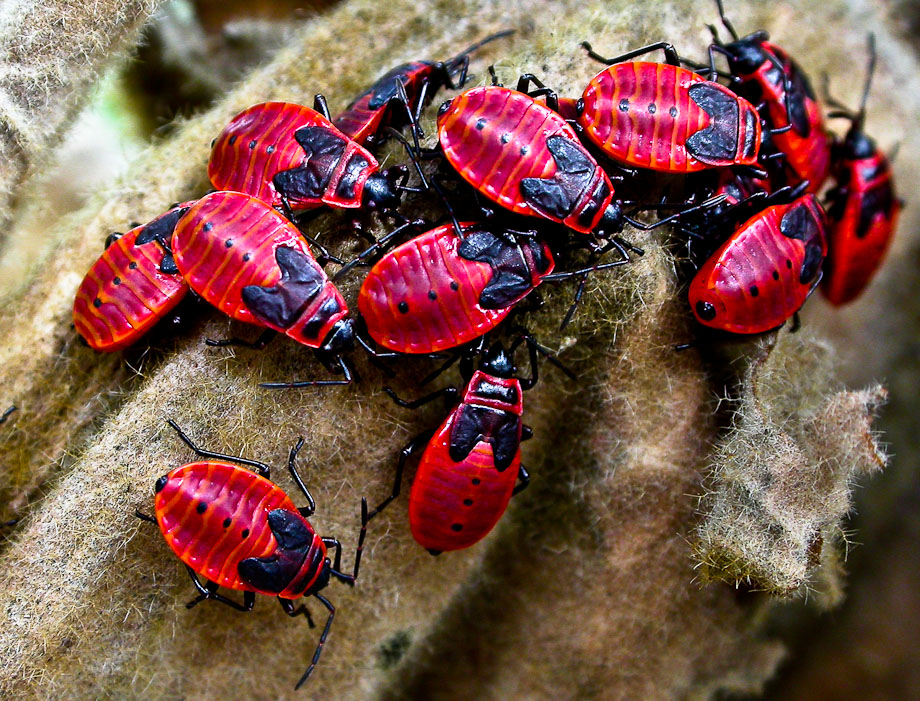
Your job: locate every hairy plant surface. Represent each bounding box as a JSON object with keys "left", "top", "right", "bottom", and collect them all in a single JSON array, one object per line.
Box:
[{"left": 0, "top": 0, "right": 912, "bottom": 698}]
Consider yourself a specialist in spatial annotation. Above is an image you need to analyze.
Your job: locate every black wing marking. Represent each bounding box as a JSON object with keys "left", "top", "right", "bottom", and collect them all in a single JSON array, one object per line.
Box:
[
  {"left": 458, "top": 230, "right": 539, "bottom": 309},
  {"left": 237, "top": 509, "right": 312, "bottom": 594},
  {"left": 449, "top": 404, "right": 521, "bottom": 472},
  {"left": 780, "top": 201, "right": 825, "bottom": 284},
  {"left": 272, "top": 126, "right": 348, "bottom": 199},
  {"left": 686, "top": 83, "right": 740, "bottom": 163},
  {"left": 242, "top": 246, "right": 325, "bottom": 328},
  {"left": 136, "top": 207, "right": 187, "bottom": 246},
  {"left": 520, "top": 135, "right": 595, "bottom": 219},
  {"left": 857, "top": 182, "right": 895, "bottom": 239}
]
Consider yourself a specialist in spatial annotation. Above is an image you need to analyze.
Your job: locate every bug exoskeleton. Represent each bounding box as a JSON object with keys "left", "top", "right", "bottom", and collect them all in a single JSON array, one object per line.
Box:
[
  {"left": 142, "top": 420, "right": 368, "bottom": 688},
  {"left": 358, "top": 222, "right": 554, "bottom": 354},
  {"left": 689, "top": 193, "right": 828, "bottom": 333},
  {"left": 73, "top": 202, "right": 194, "bottom": 351},
  {"left": 577, "top": 42, "right": 762, "bottom": 173},
  {"left": 171, "top": 191, "right": 354, "bottom": 354},
  {"left": 821, "top": 35, "right": 901, "bottom": 306},
  {"left": 437, "top": 85, "right": 624, "bottom": 235},
  {"left": 370, "top": 338, "right": 554, "bottom": 553},
  {"left": 708, "top": 2, "right": 831, "bottom": 191},
  {"left": 208, "top": 101, "right": 403, "bottom": 214},
  {"left": 333, "top": 30, "right": 514, "bottom": 147}
]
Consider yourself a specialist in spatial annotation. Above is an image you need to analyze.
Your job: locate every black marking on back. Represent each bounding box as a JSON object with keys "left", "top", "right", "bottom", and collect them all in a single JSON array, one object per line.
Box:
[
  {"left": 273, "top": 126, "right": 348, "bottom": 199},
  {"left": 857, "top": 182, "right": 895, "bottom": 239},
  {"left": 686, "top": 83, "right": 740, "bottom": 163},
  {"left": 242, "top": 246, "right": 325, "bottom": 328},
  {"left": 780, "top": 201, "right": 824, "bottom": 284},
  {"left": 336, "top": 152, "right": 371, "bottom": 200},
  {"left": 785, "top": 64, "right": 813, "bottom": 137},
  {"left": 449, "top": 403, "right": 521, "bottom": 471},
  {"left": 520, "top": 135, "right": 595, "bottom": 219},
  {"left": 367, "top": 64, "right": 427, "bottom": 109},
  {"left": 237, "top": 509, "right": 313, "bottom": 594},
  {"left": 136, "top": 207, "right": 187, "bottom": 247},
  {"left": 301, "top": 295, "right": 341, "bottom": 340},
  {"left": 459, "top": 230, "right": 538, "bottom": 309}
]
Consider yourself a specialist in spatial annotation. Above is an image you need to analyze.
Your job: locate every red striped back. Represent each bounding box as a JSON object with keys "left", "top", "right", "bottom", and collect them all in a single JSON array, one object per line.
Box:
[
  {"left": 208, "top": 102, "right": 324, "bottom": 209},
  {"left": 73, "top": 224, "right": 188, "bottom": 352},
  {"left": 358, "top": 224, "right": 504, "bottom": 353},
  {"left": 155, "top": 461, "right": 299, "bottom": 593},
  {"left": 172, "top": 192, "right": 348, "bottom": 348},
  {"left": 580, "top": 63, "right": 710, "bottom": 172}
]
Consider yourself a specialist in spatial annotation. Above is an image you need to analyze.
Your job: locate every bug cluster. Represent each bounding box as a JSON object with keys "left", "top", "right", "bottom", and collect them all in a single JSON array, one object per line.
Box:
[{"left": 68, "top": 4, "right": 901, "bottom": 688}]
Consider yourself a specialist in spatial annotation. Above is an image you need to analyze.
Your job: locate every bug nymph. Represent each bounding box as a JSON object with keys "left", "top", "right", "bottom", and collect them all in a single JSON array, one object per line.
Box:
[
  {"left": 368, "top": 336, "right": 570, "bottom": 553},
  {"left": 139, "top": 420, "right": 369, "bottom": 689}
]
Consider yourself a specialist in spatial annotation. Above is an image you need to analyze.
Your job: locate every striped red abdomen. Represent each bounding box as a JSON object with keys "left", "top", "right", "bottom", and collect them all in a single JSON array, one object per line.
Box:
[
  {"left": 438, "top": 86, "right": 612, "bottom": 233},
  {"left": 358, "top": 223, "right": 553, "bottom": 353},
  {"left": 822, "top": 155, "right": 900, "bottom": 305},
  {"left": 409, "top": 373, "right": 522, "bottom": 551},
  {"left": 155, "top": 461, "right": 325, "bottom": 596},
  {"left": 172, "top": 192, "right": 348, "bottom": 347},
  {"left": 209, "top": 102, "right": 320, "bottom": 209},
  {"left": 73, "top": 222, "right": 188, "bottom": 352},
  {"left": 580, "top": 63, "right": 760, "bottom": 172},
  {"left": 689, "top": 194, "right": 827, "bottom": 333}
]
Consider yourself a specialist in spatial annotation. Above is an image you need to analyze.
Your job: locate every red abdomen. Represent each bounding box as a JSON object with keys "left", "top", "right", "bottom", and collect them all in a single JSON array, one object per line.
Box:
[
  {"left": 579, "top": 62, "right": 761, "bottom": 173},
  {"left": 438, "top": 86, "right": 614, "bottom": 233},
  {"left": 209, "top": 102, "right": 319, "bottom": 209},
  {"left": 358, "top": 223, "right": 553, "bottom": 353},
  {"left": 209, "top": 102, "right": 379, "bottom": 211},
  {"left": 409, "top": 372, "right": 523, "bottom": 551},
  {"left": 172, "top": 191, "right": 348, "bottom": 348},
  {"left": 155, "top": 461, "right": 325, "bottom": 596},
  {"left": 689, "top": 194, "right": 828, "bottom": 333},
  {"left": 822, "top": 155, "right": 900, "bottom": 305},
  {"left": 73, "top": 208, "right": 189, "bottom": 352}
]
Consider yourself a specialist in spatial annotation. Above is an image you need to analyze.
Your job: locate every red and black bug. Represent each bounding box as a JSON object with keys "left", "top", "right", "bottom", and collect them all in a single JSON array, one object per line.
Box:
[
  {"left": 822, "top": 35, "right": 901, "bottom": 306},
  {"left": 436, "top": 75, "right": 720, "bottom": 241},
  {"left": 73, "top": 202, "right": 193, "bottom": 352},
  {"left": 171, "top": 191, "right": 355, "bottom": 384},
  {"left": 137, "top": 420, "right": 368, "bottom": 688},
  {"left": 369, "top": 337, "right": 557, "bottom": 553},
  {"left": 576, "top": 41, "right": 763, "bottom": 173},
  {"left": 355, "top": 220, "right": 631, "bottom": 354},
  {"left": 708, "top": 1, "right": 831, "bottom": 192},
  {"left": 436, "top": 80, "right": 627, "bottom": 236},
  {"left": 208, "top": 99, "right": 408, "bottom": 215},
  {"left": 689, "top": 191, "right": 828, "bottom": 334},
  {"left": 332, "top": 30, "right": 514, "bottom": 148}
]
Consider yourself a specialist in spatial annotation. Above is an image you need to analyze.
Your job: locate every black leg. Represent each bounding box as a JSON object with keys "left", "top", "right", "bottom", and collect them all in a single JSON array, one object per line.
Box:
[
  {"left": 368, "top": 432, "right": 434, "bottom": 519},
  {"left": 184, "top": 566, "right": 256, "bottom": 612},
  {"left": 134, "top": 509, "right": 157, "bottom": 524},
  {"left": 582, "top": 41, "right": 681, "bottom": 67},
  {"left": 384, "top": 385, "right": 458, "bottom": 409},
  {"left": 260, "top": 354, "right": 354, "bottom": 389},
  {"left": 286, "top": 438, "right": 316, "bottom": 516},
  {"left": 313, "top": 94, "right": 332, "bottom": 121},
  {"left": 294, "top": 593, "right": 336, "bottom": 689},
  {"left": 206, "top": 328, "right": 277, "bottom": 350},
  {"left": 512, "top": 465, "right": 530, "bottom": 496},
  {"left": 166, "top": 420, "right": 271, "bottom": 477},
  {"left": 279, "top": 596, "right": 316, "bottom": 628},
  {"left": 0, "top": 406, "right": 16, "bottom": 424},
  {"left": 333, "top": 218, "right": 427, "bottom": 281}
]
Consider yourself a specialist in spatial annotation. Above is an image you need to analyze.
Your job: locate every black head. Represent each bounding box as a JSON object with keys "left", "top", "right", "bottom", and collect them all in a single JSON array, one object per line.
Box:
[
  {"left": 320, "top": 318, "right": 355, "bottom": 354},
  {"left": 841, "top": 128, "right": 877, "bottom": 160},
  {"left": 598, "top": 200, "right": 625, "bottom": 235},
  {"left": 361, "top": 173, "right": 402, "bottom": 211},
  {"left": 720, "top": 38, "right": 770, "bottom": 74},
  {"left": 154, "top": 475, "right": 168, "bottom": 493},
  {"left": 480, "top": 342, "right": 515, "bottom": 378}
]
